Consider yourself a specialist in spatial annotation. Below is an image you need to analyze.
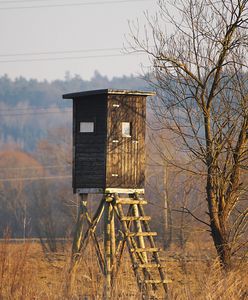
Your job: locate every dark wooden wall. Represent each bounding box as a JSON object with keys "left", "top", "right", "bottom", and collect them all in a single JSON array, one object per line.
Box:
[
  {"left": 106, "top": 94, "right": 146, "bottom": 189},
  {"left": 73, "top": 95, "right": 107, "bottom": 191}
]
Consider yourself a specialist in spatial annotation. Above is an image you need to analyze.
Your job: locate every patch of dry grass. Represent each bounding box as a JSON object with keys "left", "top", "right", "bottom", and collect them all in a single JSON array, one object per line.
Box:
[{"left": 0, "top": 238, "right": 247, "bottom": 299}]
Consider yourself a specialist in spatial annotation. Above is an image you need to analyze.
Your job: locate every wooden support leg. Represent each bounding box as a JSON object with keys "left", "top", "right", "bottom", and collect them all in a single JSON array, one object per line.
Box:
[
  {"left": 67, "top": 194, "right": 88, "bottom": 296},
  {"left": 110, "top": 203, "right": 116, "bottom": 278},
  {"left": 104, "top": 199, "right": 113, "bottom": 300},
  {"left": 72, "top": 194, "right": 88, "bottom": 262}
]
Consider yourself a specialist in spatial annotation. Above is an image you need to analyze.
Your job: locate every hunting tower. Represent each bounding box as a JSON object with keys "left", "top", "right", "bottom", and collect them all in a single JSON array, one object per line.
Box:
[
  {"left": 63, "top": 89, "right": 169, "bottom": 300},
  {"left": 63, "top": 89, "right": 153, "bottom": 193}
]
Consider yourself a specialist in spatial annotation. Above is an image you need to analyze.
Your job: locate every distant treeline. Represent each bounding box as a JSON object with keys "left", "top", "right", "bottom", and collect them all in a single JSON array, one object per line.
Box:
[{"left": 0, "top": 71, "right": 149, "bottom": 150}]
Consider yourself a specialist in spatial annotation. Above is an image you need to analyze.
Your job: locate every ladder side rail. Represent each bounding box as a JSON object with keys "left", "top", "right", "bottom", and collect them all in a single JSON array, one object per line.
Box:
[
  {"left": 138, "top": 203, "right": 169, "bottom": 294},
  {"left": 133, "top": 203, "right": 148, "bottom": 263}
]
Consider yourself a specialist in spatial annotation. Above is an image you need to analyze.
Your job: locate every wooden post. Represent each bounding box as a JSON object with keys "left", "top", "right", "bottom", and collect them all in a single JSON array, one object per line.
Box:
[
  {"left": 110, "top": 203, "right": 116, "bottom": 276},
  {"left": 104, "top": 196, "right": 112, "bottom": 299},
  {"left": 72, "top": 193, "right": 88, "bottom": 262},
  {"left": 67, "top": 194, "right": 88, "bottom": 296}
]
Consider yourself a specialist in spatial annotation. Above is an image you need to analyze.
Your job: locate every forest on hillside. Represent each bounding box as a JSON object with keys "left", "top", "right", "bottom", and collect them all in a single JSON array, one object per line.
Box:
[{"left": 0, "top": 71, "right": 149, "bottom": 150}]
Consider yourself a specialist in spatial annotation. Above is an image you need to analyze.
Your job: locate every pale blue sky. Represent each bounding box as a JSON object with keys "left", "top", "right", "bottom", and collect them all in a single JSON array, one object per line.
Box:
[{"left": 0, "top": 0, "right": 158, "bottom": 81}]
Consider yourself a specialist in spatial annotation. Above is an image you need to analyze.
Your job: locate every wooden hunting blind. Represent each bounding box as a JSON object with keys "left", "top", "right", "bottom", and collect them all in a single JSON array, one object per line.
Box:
[
  {"left": 63, "top": 89, "right": 154, "bottom": 194},
  {"left": 63, "top": 89, "right": 170, "bottom": 299}
]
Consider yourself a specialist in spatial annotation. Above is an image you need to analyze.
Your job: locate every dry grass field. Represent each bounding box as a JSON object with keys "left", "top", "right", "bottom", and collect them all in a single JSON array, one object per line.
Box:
[{"left": 0, "top": 237, "right": 247, "bottom": 300}]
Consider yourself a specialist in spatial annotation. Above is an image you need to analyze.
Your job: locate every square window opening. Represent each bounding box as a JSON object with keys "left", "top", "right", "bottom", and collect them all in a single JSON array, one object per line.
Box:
[
  {"left": 122, "top": 122, "right": 131, "bottom": 137},
  {"left": 80, "top": 122, "right": 94, "bottom": 133}
]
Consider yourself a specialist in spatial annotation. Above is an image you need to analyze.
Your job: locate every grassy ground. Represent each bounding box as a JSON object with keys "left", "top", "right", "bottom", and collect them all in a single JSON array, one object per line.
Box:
[{"left": 0, "top": 238, "right": 247, "bottom": 299}]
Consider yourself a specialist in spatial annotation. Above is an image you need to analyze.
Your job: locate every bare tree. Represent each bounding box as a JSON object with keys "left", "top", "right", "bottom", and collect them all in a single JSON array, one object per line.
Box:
[{"left": 129, "top": 0, "right": 248, "bottom": 269}]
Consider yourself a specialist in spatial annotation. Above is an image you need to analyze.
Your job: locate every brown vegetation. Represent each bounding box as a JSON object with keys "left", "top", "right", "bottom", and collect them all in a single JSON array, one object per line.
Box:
[{"left": 0, "top": 236, "right": 247, "bottom": 300}]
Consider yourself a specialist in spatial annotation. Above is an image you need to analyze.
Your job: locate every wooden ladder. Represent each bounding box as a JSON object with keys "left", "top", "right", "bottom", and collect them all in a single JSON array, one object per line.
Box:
[{"left": 113, "top": 193, "right": 170, "bottom": 299}]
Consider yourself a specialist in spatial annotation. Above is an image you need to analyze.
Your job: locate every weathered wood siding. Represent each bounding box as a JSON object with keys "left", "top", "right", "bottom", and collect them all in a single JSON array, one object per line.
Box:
[
  {"left": 106, "top": 94, "right": 146, "bottom": 188},
  {"left": 73, "top": 95, "right": 107, "bottom": 191}
]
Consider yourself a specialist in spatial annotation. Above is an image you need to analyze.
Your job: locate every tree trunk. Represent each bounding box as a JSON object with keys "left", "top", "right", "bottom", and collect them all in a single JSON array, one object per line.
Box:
[
  {"left": 206, "top": 167, "right": 232, "bottom": 270},
  {"left": 210, "top": 220, "right": 232, "bottom": 270}
]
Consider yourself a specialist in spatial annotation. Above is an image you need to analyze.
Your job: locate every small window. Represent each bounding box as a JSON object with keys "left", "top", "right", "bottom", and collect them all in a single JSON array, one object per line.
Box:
[
  {"left": 122, "top": 122, "right": 131, "bottom": 137},
  {"left": 80, "top": 122, "right": 94, "bottom": 133}
]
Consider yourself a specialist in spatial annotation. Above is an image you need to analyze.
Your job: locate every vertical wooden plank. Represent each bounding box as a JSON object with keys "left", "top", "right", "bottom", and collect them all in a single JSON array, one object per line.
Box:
[
  {"left": 125, "top": 137, "right": 128, "bottom": 187},
  {"left": 130, "top": 96, "right": 134, "bottom": 187},
  {"left": 106, "top": 96, "right": 113, "bottom": 187},
  {"left": 130, "top": 96, "right": 134, "bottom": 186},
  {"left": 136, "top": 96, "right": 140, "bottom": 187},
  {"left": 137, "top": 96, "right": 142, "bottom": 187},
  {"left": 122, "top": 132, "right": 125, "bottom": 186},
  {"left": 121, "top": 95, "right": 127, "bottom": 187},
  {"left": 138, "top": 95, "right": 146, "bottom": 188},
  {"left": 120, "top": 95, "right": 124, "bottom": 187},
  {"left": 116, "top": 96, "right": 122, "bottom": 187},
  {"left": 134, "top": 96, "right": 138, "bottom": 186},
  {"left": 143, "top": 95, "right": 146, "bottom": 184}
]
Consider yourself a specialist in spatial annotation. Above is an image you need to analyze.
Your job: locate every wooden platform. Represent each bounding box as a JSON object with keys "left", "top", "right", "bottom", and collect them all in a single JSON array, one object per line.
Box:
[{"left": 75, "top": 188, "right": 145, "bottom": 194}]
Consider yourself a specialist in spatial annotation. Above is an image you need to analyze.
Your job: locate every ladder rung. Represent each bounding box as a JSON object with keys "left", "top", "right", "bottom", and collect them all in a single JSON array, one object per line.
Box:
[
  {"left": 131, "top": 247, "right": 159, "bottom": 253},
  {"left": 121, "top": 216, "right": 151, "bottom": 221},
  {"left": 116, "top": 199, "right": 147, "bottom": 205},
  {"left": 145, "top": 279, "right": 172, "bottom": 284},
  {"left": 137, "top": 263, "right": 162, "bottom": 268},
  {"left": 126, "top": 232, "right": 157, "bottom": 237}
]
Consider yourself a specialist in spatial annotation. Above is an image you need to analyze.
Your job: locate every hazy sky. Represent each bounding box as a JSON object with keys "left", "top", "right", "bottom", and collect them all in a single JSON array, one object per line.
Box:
[{"left": 0, "top": 0, "right": 158, "bottom": 81}]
